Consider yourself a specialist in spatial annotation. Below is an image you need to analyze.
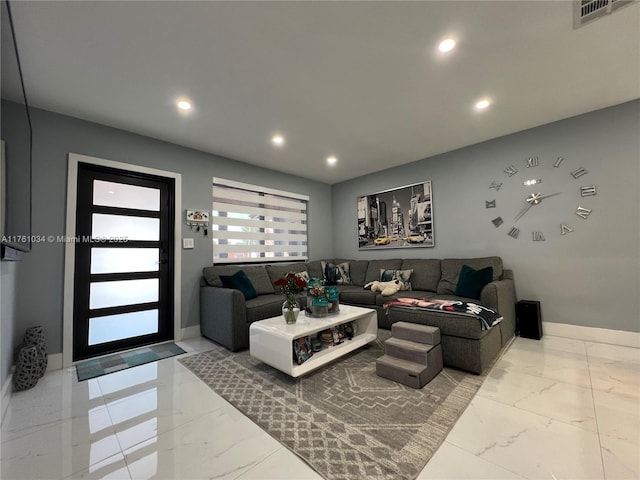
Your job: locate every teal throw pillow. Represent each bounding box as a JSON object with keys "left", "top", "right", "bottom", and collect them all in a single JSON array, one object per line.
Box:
[
  {"left": 455, "top": 264, "right": 493, "bottom": 300},
  {"left": 220, "top": 270, "right": 258, "bottom": 300}
]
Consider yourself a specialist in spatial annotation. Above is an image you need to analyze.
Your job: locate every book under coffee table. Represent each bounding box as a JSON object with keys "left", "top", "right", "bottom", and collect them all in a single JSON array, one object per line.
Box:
[{"left": 249, "top": 305, "right": 378, "bottom": 377}]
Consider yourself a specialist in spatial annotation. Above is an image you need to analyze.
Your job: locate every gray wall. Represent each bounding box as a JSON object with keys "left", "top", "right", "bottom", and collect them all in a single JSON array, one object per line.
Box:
[
  {"left": 1, "top": 261, "right": 18, "bottom": 389},
  {"left": 2, "top": 99, "right": 638, "bottom": 367},
  {"left": 1, "top": 100, "right": 334, "bottom": 355},
  {"left": 332, "top": 100, "right": 640, "bottom": 333}
]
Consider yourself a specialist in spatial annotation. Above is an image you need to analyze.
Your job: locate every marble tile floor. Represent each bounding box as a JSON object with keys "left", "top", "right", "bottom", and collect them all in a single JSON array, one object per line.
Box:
[{"left": 1, "top": 335, "right": 638, "bottom": 480}]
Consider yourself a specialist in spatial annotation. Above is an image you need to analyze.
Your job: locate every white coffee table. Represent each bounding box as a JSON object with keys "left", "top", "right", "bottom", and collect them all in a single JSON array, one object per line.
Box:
[{"left": 249, "top": 305, "right": 378, "bottom": 377}]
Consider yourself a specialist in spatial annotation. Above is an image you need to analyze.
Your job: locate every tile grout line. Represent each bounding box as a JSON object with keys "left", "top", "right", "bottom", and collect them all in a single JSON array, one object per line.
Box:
[
  {"left": 231, "top": 446, "right": 287, "bottom": 480},
  {"left": 95, "top": 376, "right": 134, "bottom": 480},
  {"left": 584, "top": 341, "right": 608, "bottom": 479}
]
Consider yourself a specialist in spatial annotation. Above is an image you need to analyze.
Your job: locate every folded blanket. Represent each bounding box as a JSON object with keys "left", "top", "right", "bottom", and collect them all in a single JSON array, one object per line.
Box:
[{"left": 384, "top": 297, "right": 503, "bottom": 330}]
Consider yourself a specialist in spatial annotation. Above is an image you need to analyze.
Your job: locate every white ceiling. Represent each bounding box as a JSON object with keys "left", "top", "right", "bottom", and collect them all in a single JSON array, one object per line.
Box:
[{"left": 2, "top": 1, "right": 639, "bottom": 184}]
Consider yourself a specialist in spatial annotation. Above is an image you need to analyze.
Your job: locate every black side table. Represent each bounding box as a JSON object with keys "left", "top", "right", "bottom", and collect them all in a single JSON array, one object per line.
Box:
[{"left": 516, "top": 300, "right": 543, "bottom": 340}]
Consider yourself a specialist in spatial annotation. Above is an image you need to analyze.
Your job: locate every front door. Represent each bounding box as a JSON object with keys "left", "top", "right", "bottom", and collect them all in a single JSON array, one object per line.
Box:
[{"left": 73, "top": 162, "right": 175, "bottom": 361}]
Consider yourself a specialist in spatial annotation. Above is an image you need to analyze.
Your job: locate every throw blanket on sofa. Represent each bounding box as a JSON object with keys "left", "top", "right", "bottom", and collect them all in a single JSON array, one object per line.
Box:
[{"left": 384, "top": 298, "right": 503, "bottom": 330}]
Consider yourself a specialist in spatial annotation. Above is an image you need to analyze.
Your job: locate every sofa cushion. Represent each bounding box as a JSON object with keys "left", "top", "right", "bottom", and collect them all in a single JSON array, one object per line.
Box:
[
  {"left": 437, "top": 257, "right": 503, "bottom": 295},
  {"left": 244, "top": 294, "right": 285, "bottom": 324},
  {"left": 234, "top": 266, "right": 275, "bottom": 295},
  {"left": 348, "top": 260, "right": 369, "bottom": 286},
  {"left": 203, "top": 265, "right": 275, "bottom": 295},
  {"left": 375, "top": 290, "right": 437, "bottom": 306},
  {"left": 364, "top": 259, "right": 403, "bottom": 284},
  {"left": 332, "top": 258, "right": 351, "bottom": 266},
  {"left": 456, "top": 264, "right": 493, "bottom": 300},
  {"left": 266, "top": 263, "right": 308, "bottom": 288},
  {"left": 401, "top": 259, "right": 441, "bottom": 292},
  {"left": 220, "top": 270, "right": 258, "bottom": 300},
  {"left": 387, "top": 303, "right": 489, "bottom": 340},
  {"left": 202, "top": 265, "right": 232, "bottom": 287},
  {"left": 304, "top": 260, "right": 324, "bottom": 280},
  {"left": 336, "top": 285, "right": 377, "bottom": 305}
]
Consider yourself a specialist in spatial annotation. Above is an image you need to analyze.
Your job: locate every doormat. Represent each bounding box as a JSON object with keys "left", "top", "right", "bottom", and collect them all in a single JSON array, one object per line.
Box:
[
  {"left": 76, "top": 342, "right": 186, "bottom": 381},
  {"left": 180, "top": 331, "right": 502, "bottom": 480}
]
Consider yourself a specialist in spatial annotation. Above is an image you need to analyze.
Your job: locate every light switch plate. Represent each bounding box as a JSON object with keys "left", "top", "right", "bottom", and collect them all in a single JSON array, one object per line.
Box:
[{"left": 183, "top": 238, "right": 194, "bottom": 249}]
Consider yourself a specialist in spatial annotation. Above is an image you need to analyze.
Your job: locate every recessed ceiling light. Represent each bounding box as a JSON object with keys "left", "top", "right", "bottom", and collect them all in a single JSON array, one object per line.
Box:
[
  {"left": 438, "top": 38, "right": 456, "bottom": 53},
  {"left": 475, "top": 98, "right": 491, "bottom": 111},
  {"left": 272, "top": 135, "right": 284, "bottom": 146},
  {"left": 327, "top": 156, "right": 337, "bottom": 166},
  {"left": 176, "top": 99, "right": 192, "bottom": 111}
]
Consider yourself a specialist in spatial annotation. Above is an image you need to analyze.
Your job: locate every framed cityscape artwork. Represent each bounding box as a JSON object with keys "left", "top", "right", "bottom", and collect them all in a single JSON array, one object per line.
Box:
[{"left": 357, "top": 181, "right": 434, "bottom": 249}]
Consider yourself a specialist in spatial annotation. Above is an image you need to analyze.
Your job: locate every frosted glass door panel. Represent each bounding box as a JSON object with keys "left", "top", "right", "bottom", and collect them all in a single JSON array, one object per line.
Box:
[
  {"left": 88, "top": 310, "right": 159, "bottom": 345},
  {"left": 91, "top": 248, "right": 159, "bottom": 274},
  {"left": 92, "top": 214, "right": 159, "bottom": 240},
  {"left": 93, "top": 180, "right": 160, "bottom": 211},
  {"left": 90, "top": 279, "right": 158, "bottom": 309}
]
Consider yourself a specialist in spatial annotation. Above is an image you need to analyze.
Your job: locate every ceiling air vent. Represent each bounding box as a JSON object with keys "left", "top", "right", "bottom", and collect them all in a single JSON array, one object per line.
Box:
[{"left": 574, "top": 0, "right": 637, "bottom": 28}]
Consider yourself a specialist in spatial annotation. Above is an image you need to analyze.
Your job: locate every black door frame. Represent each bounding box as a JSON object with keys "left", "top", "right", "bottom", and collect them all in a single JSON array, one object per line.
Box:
[{"left": 72, "top": 162, "right": 175, "bottom": 361}]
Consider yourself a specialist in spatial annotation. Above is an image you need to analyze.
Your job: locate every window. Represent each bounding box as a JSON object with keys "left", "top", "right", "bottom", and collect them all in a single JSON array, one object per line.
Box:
[{"left": 212, "top": 178, "right": 309, "bottom": 263}]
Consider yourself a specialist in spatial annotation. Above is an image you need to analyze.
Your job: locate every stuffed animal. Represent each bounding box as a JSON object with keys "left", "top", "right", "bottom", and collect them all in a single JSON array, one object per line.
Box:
[{"left": 364, "top": 279, "right": 404, "bottom": 296}]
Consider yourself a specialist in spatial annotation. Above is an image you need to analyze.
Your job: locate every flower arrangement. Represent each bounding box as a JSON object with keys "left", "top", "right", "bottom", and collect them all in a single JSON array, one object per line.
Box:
[
  {"left": 307, "top": 284, "right": 326, "bottom": 298},
  {"left": 274, "top": 272, "right": 308, "bottom": 311}
]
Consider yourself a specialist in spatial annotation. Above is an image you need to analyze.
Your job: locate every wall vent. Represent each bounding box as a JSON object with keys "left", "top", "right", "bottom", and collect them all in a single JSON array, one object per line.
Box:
[{"left": 574, "top": 0, "right": 637, "bottom": 28}]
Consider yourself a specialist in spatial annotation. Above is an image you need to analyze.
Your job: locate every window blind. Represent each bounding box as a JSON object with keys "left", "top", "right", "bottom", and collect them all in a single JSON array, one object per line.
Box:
[{"left": 212, "top": 178, "right": 309, "bottom": 263}]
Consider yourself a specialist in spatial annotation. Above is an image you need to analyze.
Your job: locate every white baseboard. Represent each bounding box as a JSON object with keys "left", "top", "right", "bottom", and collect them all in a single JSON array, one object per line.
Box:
[
  {"left": 543, "top": 322, "right": 640, "bottom": 348},
  {"left": 46, "top": 353, "right": 63, "bottom": 372},
  {"left": 1, "top": 371, "right": 13, "bottom": 426},
  {"left": 180, "top": 325, "right": 201, "bottom": 340}
]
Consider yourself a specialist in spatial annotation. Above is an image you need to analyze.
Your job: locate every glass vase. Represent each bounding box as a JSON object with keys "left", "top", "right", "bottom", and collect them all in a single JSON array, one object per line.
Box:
[{"left": 282, "top": 300, "right": 300, "bottom": 324}]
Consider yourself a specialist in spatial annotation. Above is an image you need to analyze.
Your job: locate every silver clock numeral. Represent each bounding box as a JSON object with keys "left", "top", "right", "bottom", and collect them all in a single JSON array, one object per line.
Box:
[
  {"left": 575, "top": 206, "right": 592, "bottom": 219},
  {"left": 492, "top": 217, "right": 504, "bottom": 227},
  {"left": 561, "top": 224, "right": 574, "bottom": 235},
  {"left": 527, "top": 156, "right": 539, "bottom": 168},
  {"left": 532, "top": 231, "right": 545, "bottom": 241},
  {"left": 553, "top": 157, "right": 564, "bottom": 168},
  {"left": 571, "top": 167, "right": 588, "bottom": 179},
  {"left": 504, "top": 165, "right": 518, "bottom": 177},
  {"left": 489, "top": 181, "right": 503, "bottom": 191},
  {"left": 508, "top": 227, "right": 520, "bottom": 239},
  {"left": 580, "top": 185, "right": 597, "bottom": 197},
  {"left": 485, "top": 200, "right": 496, "bottom": 208}
]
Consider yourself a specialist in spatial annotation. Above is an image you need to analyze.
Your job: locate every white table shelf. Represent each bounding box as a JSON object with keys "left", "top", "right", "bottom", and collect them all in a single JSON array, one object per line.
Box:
[{"left": 249, "top": 305, "right": 378, "bottom": 377}]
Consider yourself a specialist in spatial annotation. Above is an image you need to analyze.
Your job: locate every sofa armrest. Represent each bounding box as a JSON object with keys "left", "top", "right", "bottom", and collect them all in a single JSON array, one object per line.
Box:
[
  {"left": 481, "top": 277, "right": 516, "bottom": 340},
  {"left": 200, "top": 285, "right": 249, "bottom": 351}
]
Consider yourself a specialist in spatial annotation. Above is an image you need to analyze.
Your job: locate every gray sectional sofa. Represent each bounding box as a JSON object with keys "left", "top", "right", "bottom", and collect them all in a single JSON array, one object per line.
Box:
[{"left": 200, "top": 257, "right": 517, "bottom": 374}]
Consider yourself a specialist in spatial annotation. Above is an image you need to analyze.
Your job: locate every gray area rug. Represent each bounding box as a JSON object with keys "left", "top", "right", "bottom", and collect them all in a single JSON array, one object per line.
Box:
[{"left": 180, "top": 331, "right": 491, "bottom": 480}]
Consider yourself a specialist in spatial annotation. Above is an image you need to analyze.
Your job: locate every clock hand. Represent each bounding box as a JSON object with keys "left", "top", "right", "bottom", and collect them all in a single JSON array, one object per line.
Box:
[
  {"left": 535, "top": 192, "right": 562, "bottom": 201},
  {"left": 516, "top": 191, "right": 562, "bottom": 222},
  {"left": 514, "top": 201, "right": 533, "bottom": 222}
]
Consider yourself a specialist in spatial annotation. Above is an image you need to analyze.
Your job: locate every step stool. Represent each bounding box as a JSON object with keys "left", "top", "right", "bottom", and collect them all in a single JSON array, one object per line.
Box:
[{"left": 376, "top": 322, "right": 443, "bottom": 389}]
